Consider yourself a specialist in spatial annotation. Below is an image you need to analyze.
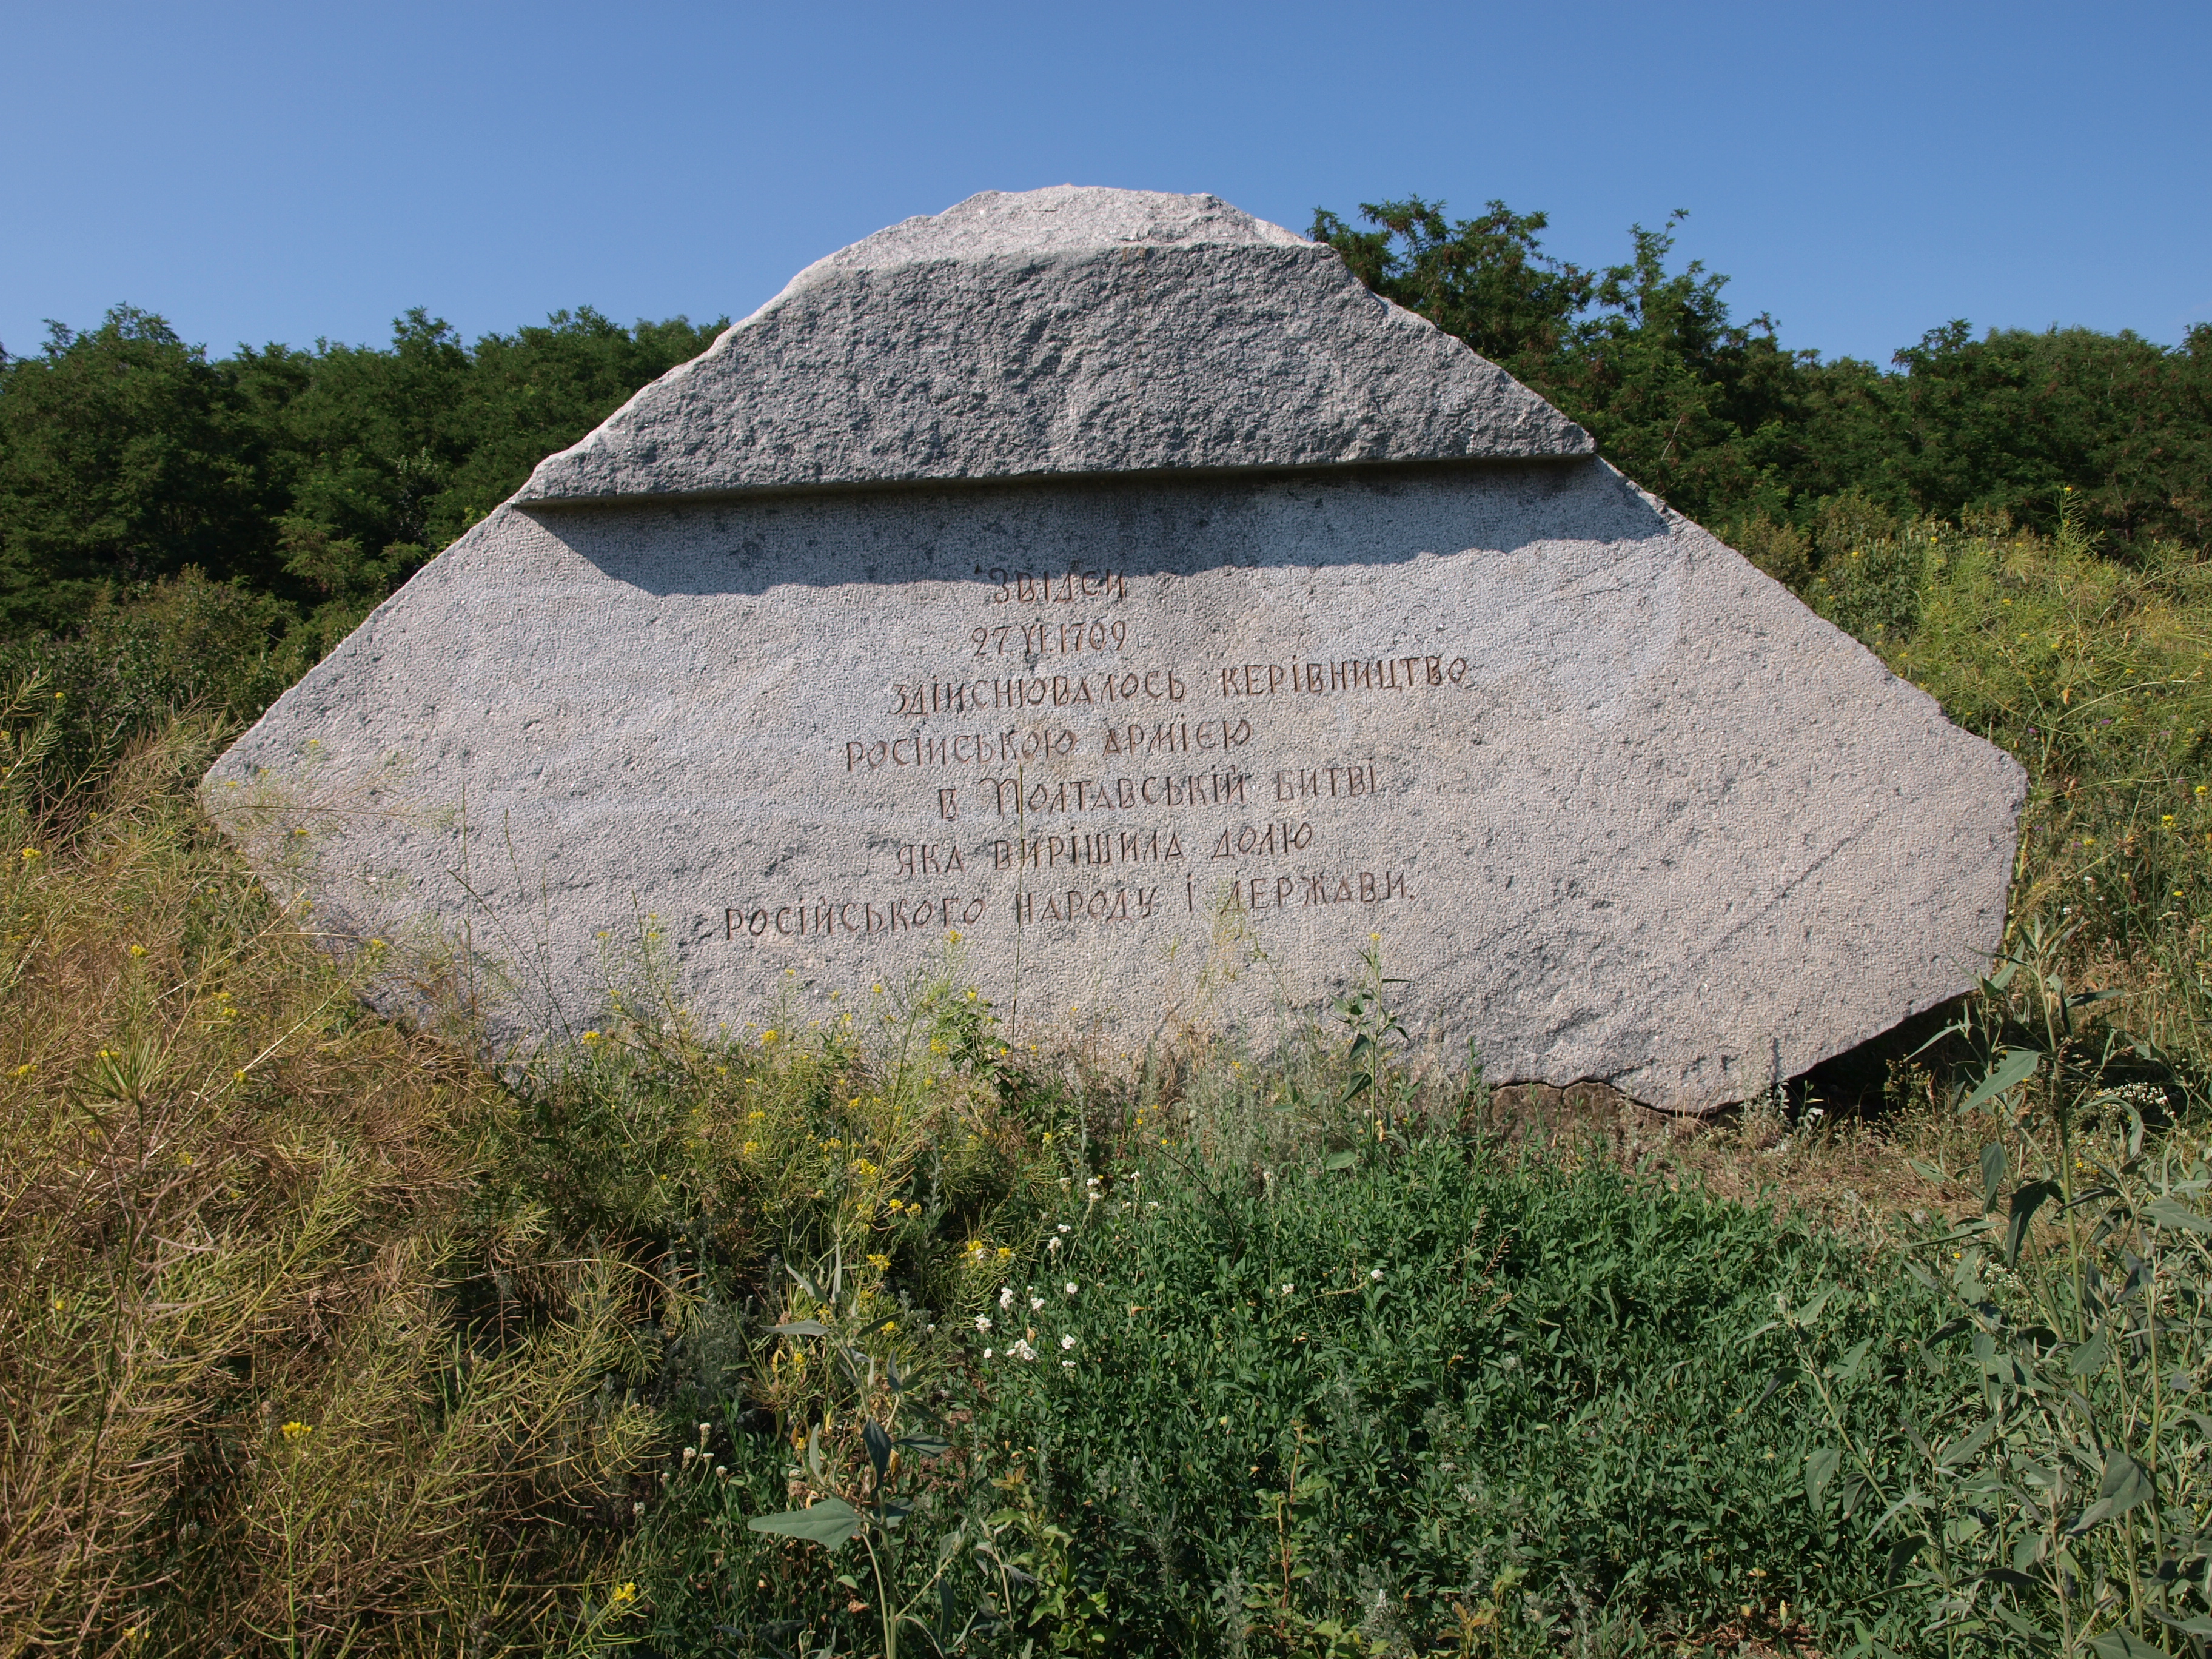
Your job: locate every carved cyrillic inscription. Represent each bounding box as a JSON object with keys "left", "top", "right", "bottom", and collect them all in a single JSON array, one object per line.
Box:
[
  {"left": 727, "top": 893, "right": 990, "bottom": 940},
  {"left": 985, "top": 566, "right": 1128, "bottom": 605},
  {"left": 1208, "top": 820, "right": 1316, "bottom": 858},
  {"left": 1008, "top": 886, "right": 1159, "bottom": 924},
  {"left": 723, "top": 568, "right": 1455, "bottom": 947},
  {"left": 977, "top": 772, "right": 1250, "bottom": 816},
  {"left": 1272, "top": 763, "right": 1381, "bottom": 802},
  {"left": 993, "top": 828, "right": 1188, "bottom": 870},
  {"left": 848, "top": 727, "right": 1077, "bottom": 771},
  {"left": 1196, "top": 869, "right": 1410, "bottom": 914},
  {"left": 1221, "top": 657, "right": 1468, "bottom": 697},
  {"left": 970, "top": 620, "right": 1128, "bottom": 658},
  {"left": 1101, "top": 719, "right": 1253, "bottom": 756},
  {"left": 894, "top": 671, "right": 1185, "bottom": 716}
]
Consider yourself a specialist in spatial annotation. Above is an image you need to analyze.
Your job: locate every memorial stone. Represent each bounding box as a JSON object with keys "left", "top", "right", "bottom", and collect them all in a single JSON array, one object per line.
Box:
[{"left": 205, "top": 186, "right": 2026, "bottom": 1111}]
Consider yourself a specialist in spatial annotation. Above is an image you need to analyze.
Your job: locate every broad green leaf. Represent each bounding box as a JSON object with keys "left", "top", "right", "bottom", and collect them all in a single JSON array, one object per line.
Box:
[
  {"left": 1957, "top": 1048, "right": 2041, "bottom": 1116},
  {"left": 774, "top": 1319, "right": 830, "bottom": 1337},
  {"left": 2145, "top": 1199, "right": 2212, "bottom": 1235},
  {"left": 1804, "top": 1446, "right": 1840, "bottom": 1505},
  {"left": 1980, "top": 1142, "right": 2008, "bottom": 1213},
  {"left": 1791, "top": 1285, "right": 1835, "bottom": 1329},
  {"left": 1872, "top": 1489, "right": 1932, "bottom": 1534},
  {"left": 1322, "top": 1150, "right": 1358, "bottom": 1171},
  {"left": 2089, "top": 1627, "right": 2169, "bottom": 1659},
  {"left": 2070, "top": 1332, "right": 2111, "bottom": 1376},
  {"left": 1937, "top": 1416, "right": 1996, "bottom": 1467},
  {"left": 1885, "top": 1533, "right": 1926, "bottom": 1586},
  {"left": 747, "top": 1496, "right": 863, "bottom": 1550},
  {"left": 2098, "top": 1452, "right": 2155, "bottom": 1518},
  {"left": 896, "top": 1434, "right": 953, "bottom": 1458},
  {"left": 862, "top": 1418, "right": 892, "bottom": 1484},
  {"left": 2068, "top": 1496, "right": 2116, "bottom": 1536},
  {"left": 2007, "top": 1181, "right": 2062, "bottom": 1266}
]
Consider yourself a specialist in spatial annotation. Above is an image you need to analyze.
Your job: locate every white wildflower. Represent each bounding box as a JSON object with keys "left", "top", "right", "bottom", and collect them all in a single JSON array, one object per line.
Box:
[
  {"left": 1010, "top": 1339, "right": 1038, "bottom": 1362},
  {"left": 1060, "top": 1334, "right": 1076, "bottom": 1350},
  {"left": 1369, "top": 1267, "right": 1384, "bottom": 1282},
  {"left": 999, "top": 1285, "right": 1014, "bottom": 1310},
  {"left": 1056, "top": 1223, "right": 1071, "bottom": 1233},
  {"left": 1046, "top": 1236, "right": 1063, "bottom": 1254},
  {"left": 1064, "top": 1282, "right": 1078, "bottom": 1295},
  {"left": 1030, "top": 1296, "right": 1045, "bottom": 1311},
  {"left": 1280, "top": 1283, "right": 1295, "bottom": 1296},
  {"left": 975, "top": 1315, "right": 993, "bottom": 1333}
]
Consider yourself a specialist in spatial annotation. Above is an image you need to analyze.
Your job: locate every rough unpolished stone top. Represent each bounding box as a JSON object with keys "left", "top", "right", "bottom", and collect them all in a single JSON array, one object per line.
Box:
[{"left": 515, "top": 186, "right": 1593, "bottom": 503}]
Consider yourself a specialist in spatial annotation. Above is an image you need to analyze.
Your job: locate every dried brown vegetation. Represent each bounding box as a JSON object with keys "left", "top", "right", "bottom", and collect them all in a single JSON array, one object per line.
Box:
[{"left": 0, "top": 717, "right": 654, "bottom": 1656}]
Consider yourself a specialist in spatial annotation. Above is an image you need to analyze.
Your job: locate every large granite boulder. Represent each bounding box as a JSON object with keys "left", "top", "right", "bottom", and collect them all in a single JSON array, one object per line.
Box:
[{"left": 206, "top": 186, "right": 2024, "bottom": 1110}]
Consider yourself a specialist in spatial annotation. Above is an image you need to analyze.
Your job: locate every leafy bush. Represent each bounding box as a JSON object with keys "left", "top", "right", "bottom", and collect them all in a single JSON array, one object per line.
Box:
[
  {"left": 623, "top": 1013, "right": 1966, "bottom": 1658},
  {"left": 1779, "top": 920, "right": 2212, "bottom": 1659}
]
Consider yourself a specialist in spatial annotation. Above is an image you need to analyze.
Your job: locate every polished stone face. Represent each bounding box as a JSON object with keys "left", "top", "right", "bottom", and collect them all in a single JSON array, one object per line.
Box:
[{"left": 206, "top": 454, "right": 2022, "bottom": 1110}]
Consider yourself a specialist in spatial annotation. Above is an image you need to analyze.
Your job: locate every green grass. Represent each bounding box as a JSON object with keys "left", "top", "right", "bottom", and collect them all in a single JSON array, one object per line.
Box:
[{"left": 634, "top": 1125, "right": 1951, "bottom": 1657}]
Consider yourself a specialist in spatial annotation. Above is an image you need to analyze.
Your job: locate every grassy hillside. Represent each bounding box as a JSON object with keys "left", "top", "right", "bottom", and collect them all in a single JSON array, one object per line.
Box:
[{"left": 3, "top": 507, "right": 2210, "bottom": 1657}]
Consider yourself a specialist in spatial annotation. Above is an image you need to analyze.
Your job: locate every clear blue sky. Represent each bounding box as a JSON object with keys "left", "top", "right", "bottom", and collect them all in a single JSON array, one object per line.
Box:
[{"left": 5, "top": 0, "right": 2205, "bottom": 369}]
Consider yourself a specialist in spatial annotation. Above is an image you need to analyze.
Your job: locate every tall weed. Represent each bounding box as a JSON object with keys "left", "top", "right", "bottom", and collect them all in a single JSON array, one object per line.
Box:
[{"left": 0, "top": 712, "right": 652, "bottom": 1655}]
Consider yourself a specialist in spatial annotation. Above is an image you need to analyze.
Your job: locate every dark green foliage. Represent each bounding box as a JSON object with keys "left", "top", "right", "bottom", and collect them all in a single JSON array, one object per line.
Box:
[
  {"left": 0, "top": 303, "right": 723, "bottom": 635},
  {"left": 1313, "top": 198, "right": 2212, "bottom": 553},
  {"left": 0, "top": 568, "right": 323, "bottom": 785},
  {"left": 1883, "top": 320, "right": 2212, "bottom": 548},
  {"left": 243, "top": 306, "right": 725, "bottom": 612},
  {"left": 0, "top": 311, "right": 283, "bottom": 633},
  {"left": 1310, "top": 197, "right": 1594, "bottom": 371},
  {"left": 636, "top": 1121, "right": 1950, "bottom": 1655},
  {"left": 967, "top": 1139, "right": 1937, "bottom": 1654}
]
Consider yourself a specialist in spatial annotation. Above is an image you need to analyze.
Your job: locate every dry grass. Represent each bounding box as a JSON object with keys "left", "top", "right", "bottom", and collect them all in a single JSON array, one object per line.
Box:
[{"left": 0, "top": 719, "right": 655, "bottom": 1657}]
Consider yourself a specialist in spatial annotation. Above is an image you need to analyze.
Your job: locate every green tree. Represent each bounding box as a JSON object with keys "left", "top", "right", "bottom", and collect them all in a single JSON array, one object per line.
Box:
[
  {"left": 1886, "top": 320, "right": 2212, "bottom": 548},
  {"left": 253, "top": 307, "right": 724, "bottom": 615},
  {"left": 1313, "top": 194, "right": 2212, "bottom": 554},
  {"left": 0, "top": 309, "right": 281, "bottom": 632},
  {"left": 1307, "top": 195, "right": 1592, "bottom": 373}
]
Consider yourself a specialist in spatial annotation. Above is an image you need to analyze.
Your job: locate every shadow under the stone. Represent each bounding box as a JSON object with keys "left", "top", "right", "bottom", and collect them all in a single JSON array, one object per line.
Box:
[{"left": 515, "top": 455, "right": 1669, "bottom": 599}]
